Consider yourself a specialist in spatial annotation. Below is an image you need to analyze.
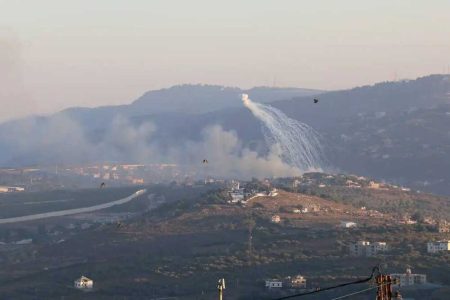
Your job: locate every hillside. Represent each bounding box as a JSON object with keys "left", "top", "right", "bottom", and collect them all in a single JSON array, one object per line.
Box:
[
  {"left": 51, "top": 85, "right": 321, "bottom": 129},
  {"left": 273, "top": 75, "right": 450, "bottom": 194},
  {"left": 0, "top": 180, "right": 449, "bottom": 299},
  {"left": 130, "top": 85, "right": 322, "bottom": 115},
  {"left": 273, "top": 173, "right": 450, "bottom": 220},
  {"left": 1, "top": 75, "right": 450, "bottom": 195}
]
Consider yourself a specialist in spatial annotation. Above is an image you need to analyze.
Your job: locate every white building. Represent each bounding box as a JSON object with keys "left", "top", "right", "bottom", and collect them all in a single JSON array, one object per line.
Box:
[
  {"left": 74, "top": 276, "right": 94, "bottom": 289},
  {"left": 271, "top": 215, "right": 281, "bottom": 223},
  {"left": 229, "top": 180, "right": 240, "bottom": 191},
  {"left": 349, "top": 241, "right": 369, "bottom": 256},
  {"left": 371, "top": 242, "right": 388, "bottom": 253},
  {"left": 265, "top": 279, "right": 283, "bottom": 289},
  {"left": 427, "top": 240, "right": 450, "bottom": 254},
  {"left": 229, "top": 188, "right": 245, "bottom": 203},
  {"left": 269, "top": 189, "right": 278, "bottom": 197},
  {"left": 0, "top": 186, "right": 25, "bottom": 193},
  {"left": 288, "top": 275, "right": 306, "bottom": 288},
  {"left": 340, "top": 221, "right": 357, "bottom": 228},
  {"left": 368, "top": 181, "right": 381, "bottom": 189},
  {"left": 349, "top": 241, "right": 388, "bottom": 257},
  {"left": 390, "top": 268, "right": 426, "bottom": 287}
]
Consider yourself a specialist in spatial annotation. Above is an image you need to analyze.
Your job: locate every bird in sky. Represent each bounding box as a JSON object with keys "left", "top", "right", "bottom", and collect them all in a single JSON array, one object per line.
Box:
[{"left": 313, "top": 98, "right": 319, "bottom": 104}]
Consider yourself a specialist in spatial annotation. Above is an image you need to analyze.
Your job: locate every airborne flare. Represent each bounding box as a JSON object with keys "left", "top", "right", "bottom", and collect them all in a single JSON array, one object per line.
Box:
[{"left": 242, "top": 94, "right": 325, "bottom": 172}]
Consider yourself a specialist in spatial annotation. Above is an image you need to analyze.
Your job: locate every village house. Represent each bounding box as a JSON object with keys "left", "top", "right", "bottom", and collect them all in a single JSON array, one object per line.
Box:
[
  {"left": 286, "top": 275, "right": 307, "bottom": 288},
  {"left": 74, "top": 276, "right": 94, "bottom": 290},
  {"left": 269, "top": 188, "right": 278, "bottom": 197},
  {"left": 398, "top": 215, "right": 417, "bottom": 225},
  {"left": 368, "top": 181, "right": 381, "bottom": 189},
  {"left": 340, "top": 221, "right": 357, "bottom": 228},
  {"left": 390, "top": 268, "right": 426, "bottom": 287},
  {"left": 229, "top": 180, "right": 240, "bottom": 191},
  {"left": 349, "top": 241, "right": 388, "bottom": 257},
  {"left": 0, "top": 186, "right": 25, "bottom": 193},
  {"left": 265, "top": 279, "right": 283, "bottom": 289},
  {"left": 346, "top": 180, "right": 361, "bottom": 188},
  {"left": 228, "top": 188, "right": 245, "bottom": 203},
  {"left": 271, "top": 215, "right": 281, "bottom": 223},
  {"left": 427, "top": 240, "right": 450, "bottom": 253},
  {"left": 299, "top": 204, "right": 320, "bottom": 213}
]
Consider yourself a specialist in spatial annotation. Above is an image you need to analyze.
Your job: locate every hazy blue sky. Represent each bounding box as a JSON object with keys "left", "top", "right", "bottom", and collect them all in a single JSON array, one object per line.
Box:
[{"left": 1, "top": 0, "right": 449, "bottom": 121}]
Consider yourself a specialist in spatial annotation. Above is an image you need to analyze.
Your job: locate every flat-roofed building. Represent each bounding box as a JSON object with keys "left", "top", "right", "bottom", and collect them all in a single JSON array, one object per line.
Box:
[
  {"left": 74, "top": 276, "right": 94, "bottom": 290},
  {"left": 390, "top": 268, "right": 426, "bottom": 287},
  {"left": 427, "top": 240, "right": 450, "bottom": 253},
  {"left": 349, "top": 241, "right": 388, "bottom": 257}
]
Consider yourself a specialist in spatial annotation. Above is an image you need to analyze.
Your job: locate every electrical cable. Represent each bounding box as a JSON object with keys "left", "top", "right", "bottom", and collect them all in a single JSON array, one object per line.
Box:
[
  {"left": 330, "top": 281, "right": 390, "bottom": 300},
  {"left": 272, "top": 266, "right": 380, "bottom": 300}
]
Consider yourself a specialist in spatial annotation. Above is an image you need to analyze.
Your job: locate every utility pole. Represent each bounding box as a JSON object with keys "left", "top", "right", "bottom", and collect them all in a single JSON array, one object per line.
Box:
[
  {"left": 376, "top": 274, "right": 397, "bottom": 300},
  {"left": 217, "top": 278, "right": 225, "bottom": 300}
]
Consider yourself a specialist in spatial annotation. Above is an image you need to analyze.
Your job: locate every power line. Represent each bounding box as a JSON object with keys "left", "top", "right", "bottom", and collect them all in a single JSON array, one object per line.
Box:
[
  {"left": 273, "top": 266, "right": 380, "bottom": 300},
  {"left": 330, "top": 282, "right": 389, "bottom": 300}
]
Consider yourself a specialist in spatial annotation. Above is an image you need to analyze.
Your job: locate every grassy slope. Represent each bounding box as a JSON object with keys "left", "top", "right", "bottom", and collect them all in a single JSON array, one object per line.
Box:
[{"left": 0, "top": 186, "right": 448, "bottom": 299}]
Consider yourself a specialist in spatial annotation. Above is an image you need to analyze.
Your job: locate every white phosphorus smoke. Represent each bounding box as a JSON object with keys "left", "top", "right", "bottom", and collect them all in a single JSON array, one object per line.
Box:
[{"left": 242, "top": 93, "right": 325, "bottom": 172}]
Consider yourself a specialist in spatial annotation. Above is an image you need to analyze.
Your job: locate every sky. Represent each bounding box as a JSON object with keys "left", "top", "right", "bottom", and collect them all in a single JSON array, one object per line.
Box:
[{"left": 1, "top": 0, "right": 450, "bottom": 122}]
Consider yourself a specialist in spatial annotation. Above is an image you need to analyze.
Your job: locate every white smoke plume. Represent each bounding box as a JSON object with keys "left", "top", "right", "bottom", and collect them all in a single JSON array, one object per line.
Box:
[
  {"left": 167, "top": 125, "right": 300, "bottom": 178},
  {"left": 242, "top": 93, "right": 325, "bottom": 172},
  {"left": 0, "top": 113, "right": 300, "bottom": 179},
  {"left": 0, "top": 114, "right": 157, "bottom": 165}
]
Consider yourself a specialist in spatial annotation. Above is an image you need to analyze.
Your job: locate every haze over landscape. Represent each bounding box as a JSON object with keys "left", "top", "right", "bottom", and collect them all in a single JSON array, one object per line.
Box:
[
  {"left": 1, "top": 0, "right": 450, "bottom": 121},
  {"left": 1, "top": 1, "right": 450, "bottom": 299}
]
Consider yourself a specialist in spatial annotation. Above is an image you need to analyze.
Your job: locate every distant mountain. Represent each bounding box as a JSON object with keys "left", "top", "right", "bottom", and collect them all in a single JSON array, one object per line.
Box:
[
  {"left": 272, "top": 75, "right": 450, "bottom": 194},
  {"left": 57, "top": 85, "right": 322, "bottom": 130},
  {"left": 130, "top": 84, "right": 322, "bottom": 114},
  {"left": 1, "top": 75, "right": 450, "bottom": 195},
  {"left": 275, "top": 74, "right": 450, "bottom": 130},
  {"left": 0, "top": 84, "right": 321, "bottom": 166},
  {"left": 131, "top": 75, "right": 450, "bottom": 194}
]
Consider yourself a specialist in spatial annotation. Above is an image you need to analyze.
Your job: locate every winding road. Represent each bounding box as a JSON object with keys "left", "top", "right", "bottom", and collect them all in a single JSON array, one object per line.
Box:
[{"left": 0, "top": 189, "right": 146, "bottom": 224}]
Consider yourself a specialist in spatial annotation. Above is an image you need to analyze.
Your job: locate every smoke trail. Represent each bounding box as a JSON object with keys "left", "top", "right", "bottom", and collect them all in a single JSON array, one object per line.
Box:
[{"left": 242, "top": 94, "right": 325, "bottom": 172}]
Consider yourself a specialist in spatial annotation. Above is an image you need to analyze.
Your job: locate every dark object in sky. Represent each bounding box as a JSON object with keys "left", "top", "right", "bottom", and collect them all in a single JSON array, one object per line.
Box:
[
  {"left": 203, "top": 159, "right": 208, "bottom": 164},
  {"left": 313, "top": 98, "right": 319, "bottom": 103},
  {"left": 100, "top": 182, "right": 106, "bottom": 188}
]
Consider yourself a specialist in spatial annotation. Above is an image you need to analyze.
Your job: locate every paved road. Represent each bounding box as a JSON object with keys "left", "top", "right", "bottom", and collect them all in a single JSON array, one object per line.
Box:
[{"left": 0, "top": 189, "right": 146, "bottom": 224}]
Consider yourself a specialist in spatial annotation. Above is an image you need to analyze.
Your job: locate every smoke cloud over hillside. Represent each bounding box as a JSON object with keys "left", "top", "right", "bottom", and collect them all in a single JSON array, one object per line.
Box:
[
  {"left": 242, "top": 93, "right": 326, "bottom": 172},
  {"left": 0, "top": 114, "right": 299, "bottom": 179},
  {"left": 167, "top": 125, "right": 300, "bottom": 178}
]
